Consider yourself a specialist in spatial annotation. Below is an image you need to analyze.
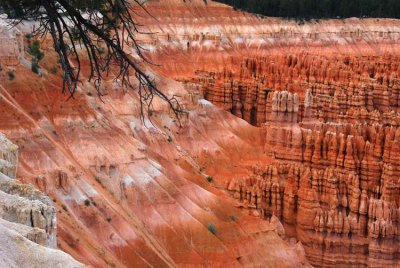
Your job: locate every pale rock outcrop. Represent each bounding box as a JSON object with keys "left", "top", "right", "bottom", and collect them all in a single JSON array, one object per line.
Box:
[{"left": 0, "top": 133, "right": 85, "bottom": 267}]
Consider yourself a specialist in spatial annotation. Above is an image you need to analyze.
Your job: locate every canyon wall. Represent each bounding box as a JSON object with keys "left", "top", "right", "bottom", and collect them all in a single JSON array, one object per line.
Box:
[
  {"left": 0, "top": 5, "right": 309, "bottom": 267},
  {"left": 228, "top": 92, "right": 400, "bottom": 266},
  {"left": 138, "top": 1, "right": 400, "bottom": 266},
  {"left": 0, "top": 0, "right": 399, "bottom": 267},
  {"left": 0, "top": 134, "right": 85, "bottom": 267}
]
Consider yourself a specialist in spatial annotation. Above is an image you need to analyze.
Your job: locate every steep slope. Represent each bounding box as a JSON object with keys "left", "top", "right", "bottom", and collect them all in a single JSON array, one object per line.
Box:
[
  {"left": 0, "top": 67, "right": 309, "bottom": 267},
  {"left": 0, "top": 11, "right": 309, "bottom": 268},
  {"left": 0, "top": 134, "right": 85, "bottom": 268},
  {"left": 136, "top": 0, "right": 400, "bottom": 267},
  {"left": 1, "top": 0, "right": 399, "bottom": 267}
]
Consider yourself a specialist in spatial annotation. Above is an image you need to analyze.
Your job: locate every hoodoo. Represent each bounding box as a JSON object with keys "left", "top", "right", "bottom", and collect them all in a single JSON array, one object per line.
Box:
[{"left": 0, "top": 0, "right": 398, "bottom": 267}]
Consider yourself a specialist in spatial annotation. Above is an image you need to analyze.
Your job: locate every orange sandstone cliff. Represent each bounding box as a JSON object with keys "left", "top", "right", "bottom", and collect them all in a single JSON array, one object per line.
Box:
[
  {"left": 0, "top": 0, "right": 398, "bottom": 267},
  {"left": 139, "top": 0, "right": 400, "bottom": 267},
  {"left": 0, "top": 3, "right": 309, "bottom": 267}
]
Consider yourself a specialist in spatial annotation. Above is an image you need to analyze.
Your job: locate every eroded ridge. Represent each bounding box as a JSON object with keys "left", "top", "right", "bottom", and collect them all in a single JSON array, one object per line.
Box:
[
  {"left": 0, "top": 133, "right": 85, "bottom": 268},
  {"left": 228, "top": 91, "right": 400, "bottom": 267}
]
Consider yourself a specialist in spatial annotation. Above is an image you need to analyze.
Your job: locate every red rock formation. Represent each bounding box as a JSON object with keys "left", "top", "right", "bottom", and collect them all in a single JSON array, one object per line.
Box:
[
  {"left": 228, "top": 92, "right": 400, "bottom": 266},
  {"left": 0, "top": 133, "right": 84, "bottom": 267},
  {"left": 0, "top": 0, "right": 399, "bottom": 267},
  {"left": 137, "top": 2, "right": 400, "bottom": 265},
  {"left": 0, "top": 4, "right": 310, "bottom": 266}
]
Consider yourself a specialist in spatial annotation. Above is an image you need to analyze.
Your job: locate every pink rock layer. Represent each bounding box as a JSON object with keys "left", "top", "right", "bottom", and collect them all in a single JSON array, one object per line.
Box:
[
  {"left": 140, "top": 0, "right": 400, "bottom": 267},
  {"left": 0, "top": 0, "right": 399, "bottom": 267}
]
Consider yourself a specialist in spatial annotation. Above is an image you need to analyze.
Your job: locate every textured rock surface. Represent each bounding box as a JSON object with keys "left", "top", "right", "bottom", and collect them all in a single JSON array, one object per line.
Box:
[
  {"left": 0, "top": 0, "right": 399, "bottom": 267},
  {"left": 231, "top": 90, "right": 400, "bottom": 267},
  {"left": 0, "top": 222, "right": 85, "bottom": 268},
  {"left": 263, "top": 93, "right": 400, "bottom": 266},
  {"left": 0, "top": 3, "right": 310, "bottom": 267},
  {"left": 0, "top": 134, "right": 84, "bottom": 267},
  {"left": 0, "top": 76, "right": 309, "bottom": 267},
  {"left": 136, "top": 1, "right": 400, "bottom": 266}
]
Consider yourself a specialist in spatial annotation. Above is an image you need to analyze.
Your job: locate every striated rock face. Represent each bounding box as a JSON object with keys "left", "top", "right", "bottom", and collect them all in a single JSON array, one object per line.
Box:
[
  {"left": 141, "top": 1, "right": 400, "bottom": 126},
  {"left": 136, "top": 1, "right": 400, "bottom": 266},
  {"left": 183, "top": 54, "right": 400, "bottom": 127},
  {"left": 0, "top": 19, "right": 23, "bottom": 67},
  {"left": 0, "top": 0, "right": 398, "bottom": 267},
  {"left": 0, "top": 134, "right": 85, "bottom": 267},
  {"left": 0, "top": 78, "right": 310, "bottom": 267},
  {"left": 0, "top": 133, "right": 18, "bottom": 178},
  {"left": 0, "top": 5, "right": 310, "bottom": 267},
  {"left": 229, "top": 92, "right": 400, "bottom": 267}
]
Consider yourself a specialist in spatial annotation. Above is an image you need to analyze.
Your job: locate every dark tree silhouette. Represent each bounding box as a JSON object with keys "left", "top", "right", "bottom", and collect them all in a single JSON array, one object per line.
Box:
[
  {"left": 0, "top": 0, "right": 183, "bottom": 121},
  {"left": 216, "top": 0, "right": 400, "bottom": 19}
]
